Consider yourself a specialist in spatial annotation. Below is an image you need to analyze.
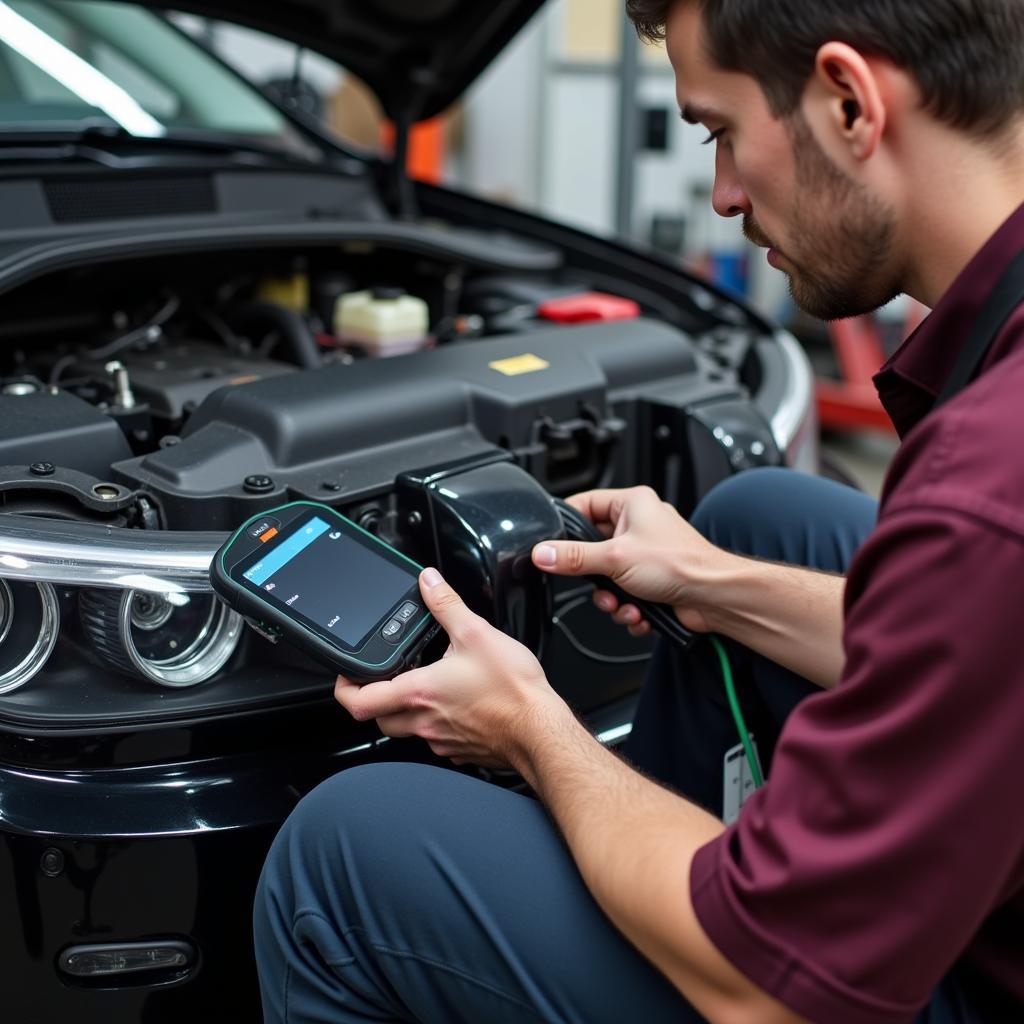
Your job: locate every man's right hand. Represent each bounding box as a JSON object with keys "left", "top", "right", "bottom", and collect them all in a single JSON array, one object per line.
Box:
[{"left": 531, "top": 486, "right": 724, "bottom": 637}]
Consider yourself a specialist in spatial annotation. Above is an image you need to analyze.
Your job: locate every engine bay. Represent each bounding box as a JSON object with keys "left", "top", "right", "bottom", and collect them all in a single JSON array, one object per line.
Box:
[
  {"left": 0, "top": 220, "right": 788, "bottom": 731},
  {"left": 0, "top": 234, "right": 765, "bottom": 526}
]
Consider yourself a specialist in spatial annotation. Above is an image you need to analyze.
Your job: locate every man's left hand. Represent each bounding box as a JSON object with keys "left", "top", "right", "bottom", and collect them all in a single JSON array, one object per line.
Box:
[{"left": 334, "top": 568, "right": 568, "bottom": 769}]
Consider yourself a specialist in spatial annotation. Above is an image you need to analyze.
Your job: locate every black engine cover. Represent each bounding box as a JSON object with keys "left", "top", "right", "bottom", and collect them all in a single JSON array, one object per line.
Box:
[{"left": 113, "top": 319, "right": 769, "bottom": 529}]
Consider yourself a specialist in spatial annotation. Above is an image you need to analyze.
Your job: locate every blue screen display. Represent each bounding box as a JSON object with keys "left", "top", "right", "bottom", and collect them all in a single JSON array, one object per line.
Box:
[
  {"left": 244, "top": 517, "right": 330, "bottom": 586},
  {"left": 245, "top": 517, "right": 416, "bottom": 647}
]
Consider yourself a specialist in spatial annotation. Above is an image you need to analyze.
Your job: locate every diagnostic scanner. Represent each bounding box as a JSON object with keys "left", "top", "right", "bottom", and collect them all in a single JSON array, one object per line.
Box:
[{"left": 211, "top": 501, "right": 441, "bottom": 682}]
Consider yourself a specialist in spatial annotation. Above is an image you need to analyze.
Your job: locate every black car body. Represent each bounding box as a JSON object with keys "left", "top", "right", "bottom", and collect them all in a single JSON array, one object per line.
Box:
[{"left": 0, "top": 2, "right": 817, "bottom": 1020}]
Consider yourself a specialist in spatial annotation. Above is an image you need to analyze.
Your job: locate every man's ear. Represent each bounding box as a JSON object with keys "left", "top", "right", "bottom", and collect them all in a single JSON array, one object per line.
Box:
[{"left": 807, "top": 42, "right": 887, "bottom": 162}]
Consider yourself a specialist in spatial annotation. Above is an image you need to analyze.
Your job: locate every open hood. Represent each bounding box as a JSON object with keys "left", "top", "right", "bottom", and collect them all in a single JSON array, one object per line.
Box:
[{"left": 142, "top": 0, "right": 548, "bottom": 121}]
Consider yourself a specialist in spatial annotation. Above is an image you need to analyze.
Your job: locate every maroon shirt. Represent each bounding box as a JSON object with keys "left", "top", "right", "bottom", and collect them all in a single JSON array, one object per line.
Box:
[{"left": 690, "top": 203, "right": 1024, "bottom": 1023}]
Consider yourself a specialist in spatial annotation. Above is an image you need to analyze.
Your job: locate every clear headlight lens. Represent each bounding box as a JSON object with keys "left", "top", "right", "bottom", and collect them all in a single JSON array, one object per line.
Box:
[
  {"left": 80, "top": 588, "right": 241, "bottom": 689},
  {"left": 0, "top": 515, "right": 239, "bottom": 693},
  {"left": 0, "top": 577, "right": 59, "bottom": 695}
]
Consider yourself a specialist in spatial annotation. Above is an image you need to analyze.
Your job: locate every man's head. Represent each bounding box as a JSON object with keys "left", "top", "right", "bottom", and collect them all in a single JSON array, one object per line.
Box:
[{"left": 628, "top": 0, "right": 1024, "bottom": 317}]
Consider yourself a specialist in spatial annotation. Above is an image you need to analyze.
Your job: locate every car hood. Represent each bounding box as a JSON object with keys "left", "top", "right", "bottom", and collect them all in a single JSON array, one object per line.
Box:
[{"left": 137, "top": 0, "right": 547, "bottom": 121}]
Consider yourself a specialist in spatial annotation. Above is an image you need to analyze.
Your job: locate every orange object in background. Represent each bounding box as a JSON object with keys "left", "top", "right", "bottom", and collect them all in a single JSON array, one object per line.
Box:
[
  {"left": 327, "top": 76, "right": 455, "bottom": 185},
  {"left": 380, "top": 118, "right": 446, "bottom": 184}
]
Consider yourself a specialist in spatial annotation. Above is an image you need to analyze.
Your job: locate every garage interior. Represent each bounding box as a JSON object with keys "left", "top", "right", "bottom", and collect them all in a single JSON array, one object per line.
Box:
[{"left": 9, "top": 1, "right": 1009, "bottom": 1021}]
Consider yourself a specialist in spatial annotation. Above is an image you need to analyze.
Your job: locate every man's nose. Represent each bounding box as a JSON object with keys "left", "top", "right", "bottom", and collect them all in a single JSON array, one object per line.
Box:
[{"left": 712, "top": 151, "right": 752, "bottom": 218}]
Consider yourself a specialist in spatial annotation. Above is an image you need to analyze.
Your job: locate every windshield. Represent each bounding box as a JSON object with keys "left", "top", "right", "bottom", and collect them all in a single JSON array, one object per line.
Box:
[{"left": 0, "top": 0, "right": 292, "bottom": 142}]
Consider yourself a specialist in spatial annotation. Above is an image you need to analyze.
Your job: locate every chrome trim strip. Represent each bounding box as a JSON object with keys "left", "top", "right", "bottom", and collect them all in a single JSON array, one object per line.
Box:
[
  {"left": 0, "top": 517, "right": 225, "bottom": 592},
  {"left": 770, "top": 329, "right": 817, "bottom": 455}
]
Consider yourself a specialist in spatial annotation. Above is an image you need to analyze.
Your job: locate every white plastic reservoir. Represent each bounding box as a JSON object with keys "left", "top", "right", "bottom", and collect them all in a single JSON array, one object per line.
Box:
[{"left": 335, "top": 288, "right": 430, "bottom": 357}]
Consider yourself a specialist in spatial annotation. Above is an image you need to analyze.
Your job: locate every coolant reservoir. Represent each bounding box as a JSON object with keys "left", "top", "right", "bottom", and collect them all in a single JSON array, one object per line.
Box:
[{"left": 335, "top": 288, "right": 430, "bottom": 357}]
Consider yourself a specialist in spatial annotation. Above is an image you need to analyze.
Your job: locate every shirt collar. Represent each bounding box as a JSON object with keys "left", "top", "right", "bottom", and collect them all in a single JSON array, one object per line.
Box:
[{"left": 874, "top": 200, "right": 1024, "bottom": 437}]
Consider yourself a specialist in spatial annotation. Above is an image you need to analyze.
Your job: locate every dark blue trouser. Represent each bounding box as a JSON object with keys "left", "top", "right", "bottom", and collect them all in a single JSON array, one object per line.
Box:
[{"left": 253, "top": 469, "right": 978, "bottom": 1023}]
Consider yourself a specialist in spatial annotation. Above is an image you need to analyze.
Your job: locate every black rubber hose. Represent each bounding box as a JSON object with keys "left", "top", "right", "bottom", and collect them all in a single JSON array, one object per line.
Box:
[{"left": 226, "top": 301, "right": 321, "bottom": 370}]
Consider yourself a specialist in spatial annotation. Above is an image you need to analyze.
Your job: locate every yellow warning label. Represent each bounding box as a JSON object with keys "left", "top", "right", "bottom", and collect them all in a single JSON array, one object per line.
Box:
[{"left": 489, "top": 354, "right": 550, "bottom": 377}]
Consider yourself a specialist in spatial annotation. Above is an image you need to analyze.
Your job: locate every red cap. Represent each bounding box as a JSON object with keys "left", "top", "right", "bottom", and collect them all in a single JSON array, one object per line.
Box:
[{"left": 537, "top": 291, "right": 642, "bottom": 324}]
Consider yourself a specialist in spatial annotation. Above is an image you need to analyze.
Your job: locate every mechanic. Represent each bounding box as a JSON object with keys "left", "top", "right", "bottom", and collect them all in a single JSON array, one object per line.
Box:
[{"left": 253, "top": 1, "right": 1024, "bottom": 1021}]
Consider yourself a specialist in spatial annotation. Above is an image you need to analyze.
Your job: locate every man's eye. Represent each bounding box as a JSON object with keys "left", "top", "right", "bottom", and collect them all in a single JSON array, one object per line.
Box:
[{"left": 701, "top": 128, "right": 726, "bottom": 146}]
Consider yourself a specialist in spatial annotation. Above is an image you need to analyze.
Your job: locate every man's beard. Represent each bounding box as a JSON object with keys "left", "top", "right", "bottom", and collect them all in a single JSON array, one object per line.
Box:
[{"left": 747, "top": 114, "right": 900, "bottom": 321}]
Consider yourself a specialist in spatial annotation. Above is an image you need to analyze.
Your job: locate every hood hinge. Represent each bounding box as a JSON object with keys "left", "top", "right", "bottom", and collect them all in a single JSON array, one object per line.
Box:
[
  {"left": 388, "top": 65, "right": 440, "bottom": 220},
  {"left": 389, "top": 106, "right": 417, "bottom": 221}
]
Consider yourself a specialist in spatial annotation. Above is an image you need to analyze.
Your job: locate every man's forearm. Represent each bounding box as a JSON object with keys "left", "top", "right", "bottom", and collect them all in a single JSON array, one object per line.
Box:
[
  {"left": 510, "top": 701, "right": 805, "bottom": 1024},
  {"left": 689, "top": 553, "right": 846, "bottom": 689}
]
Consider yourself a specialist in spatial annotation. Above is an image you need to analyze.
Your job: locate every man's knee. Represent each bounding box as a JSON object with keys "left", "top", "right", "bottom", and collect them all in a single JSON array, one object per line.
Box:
[
  {"left": 267, "top": 762, "right": 441, "bottom": 869},
  {"left": 258, "top": 763, "right": 440, "bottom": 916},
  {"left": 690, "top": 468, "right": 875, "bottom": 570},
  {"left": 691, "top": 468, "right": 803, "bottom": 550}
]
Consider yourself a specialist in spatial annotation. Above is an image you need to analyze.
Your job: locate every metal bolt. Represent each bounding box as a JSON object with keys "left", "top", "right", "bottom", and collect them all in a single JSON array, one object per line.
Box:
[
  {"left": 244, "top": 475, "right": 274, "bottom": 494},
  {"left": 407, "top": 511, "right": 423, "bottom": 528},
  {"left": 358, "top": 510, "right": 382, "bottom": 533},
  {"left": 30, "top": 462, "right": 55, "bottom": 476},
  {"left": 92, "top": 484, "right": 120, "bottom": 501},
  {"left": 40, "top": 848, "right": 64, "bottom": 877},
  {"left": 105, "top": 361, "right": 136, "bottom": 410},
  {"left": 654, "top": 426, "right": 672, "bottom": 443}
]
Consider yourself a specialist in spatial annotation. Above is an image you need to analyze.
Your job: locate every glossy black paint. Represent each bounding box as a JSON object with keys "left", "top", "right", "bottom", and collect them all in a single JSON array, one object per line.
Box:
[
  {"left": 399, "top": 455, "right": 565, "bottom": 658},
  {"left": 3, "top": 826, "right": 268, "bottom": 1023},
  {"left": 0, "top": 727, "right": 447, "bottom": 1024}
]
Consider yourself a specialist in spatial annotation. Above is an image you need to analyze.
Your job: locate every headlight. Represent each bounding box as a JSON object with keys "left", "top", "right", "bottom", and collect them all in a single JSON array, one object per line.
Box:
[
  {"left": 0, "top": 577, "right": 59, "bottom": 695},
  {"left": 0, "top": 515, "right": 239, "bottom": 696},
  {"left": 80, "top": 588, "right": 241, "bottom": 689}
]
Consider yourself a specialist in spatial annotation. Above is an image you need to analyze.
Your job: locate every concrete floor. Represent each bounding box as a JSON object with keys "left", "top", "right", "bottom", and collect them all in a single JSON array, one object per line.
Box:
[{"left": 821, "top": 430, "right": 900, "bottom": 500}]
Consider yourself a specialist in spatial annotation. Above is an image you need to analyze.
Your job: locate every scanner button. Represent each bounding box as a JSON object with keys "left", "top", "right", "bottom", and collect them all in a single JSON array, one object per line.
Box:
[
  {"left": 395, "top": 602, "right": 419, "bottom": 623},
  {"left": 381, "top": 618, "right": 404, "bottom": 644},
  {"left": 248, "top": 517, "right": 281, "bottom": 541}
]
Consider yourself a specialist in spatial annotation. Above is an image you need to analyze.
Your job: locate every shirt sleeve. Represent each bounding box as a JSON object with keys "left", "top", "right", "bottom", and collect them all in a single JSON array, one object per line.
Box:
[{"left": 690, "top": 507, "right": 1024, "bottom": 1024}]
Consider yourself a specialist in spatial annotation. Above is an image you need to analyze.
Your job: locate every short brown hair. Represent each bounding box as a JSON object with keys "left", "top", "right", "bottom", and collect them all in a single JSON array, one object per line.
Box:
[{"left": 625, "top": 0, "right": 1024, "bottom": 136}]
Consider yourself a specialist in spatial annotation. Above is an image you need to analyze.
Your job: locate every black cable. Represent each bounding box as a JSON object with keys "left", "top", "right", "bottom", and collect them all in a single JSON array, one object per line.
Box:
[
  {"left": 87, "top": 293, "right": 180, "bottom": 359},
  {"left": 49, "top": 292, "right": 181, "bottom": 385},
  {"left": 224, "top": 301, "right": 321, "bottom": 369},
  {"left": 552, "top": 595, "right": 654, "bottom": 665},
  {"left": 552, "top": 498, "right": 695, "bottom": 649},
  {"left": 196, "top": 306, "right": 246, "bottom": 353}
]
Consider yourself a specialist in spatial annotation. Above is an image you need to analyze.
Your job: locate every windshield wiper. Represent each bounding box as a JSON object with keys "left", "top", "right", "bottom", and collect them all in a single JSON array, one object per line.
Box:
[{"left": 0, "top": 119, "right": 321, "bottom": 165}]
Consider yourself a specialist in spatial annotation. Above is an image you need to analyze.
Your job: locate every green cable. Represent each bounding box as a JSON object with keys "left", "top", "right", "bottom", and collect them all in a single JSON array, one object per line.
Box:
[{"left": 709, "top": 636, "right": 764, "bottom": 789}]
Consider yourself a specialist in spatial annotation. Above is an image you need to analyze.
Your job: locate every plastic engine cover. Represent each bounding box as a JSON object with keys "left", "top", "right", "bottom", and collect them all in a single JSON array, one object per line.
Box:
[{"left": 112, "top": 319, "right": 769, "bottom": 528}]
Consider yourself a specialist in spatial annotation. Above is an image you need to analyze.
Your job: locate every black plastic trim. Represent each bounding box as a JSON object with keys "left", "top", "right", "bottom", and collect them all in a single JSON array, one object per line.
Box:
[{"left": 0, "top": 219, "right": 562, "bottom": 297}]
